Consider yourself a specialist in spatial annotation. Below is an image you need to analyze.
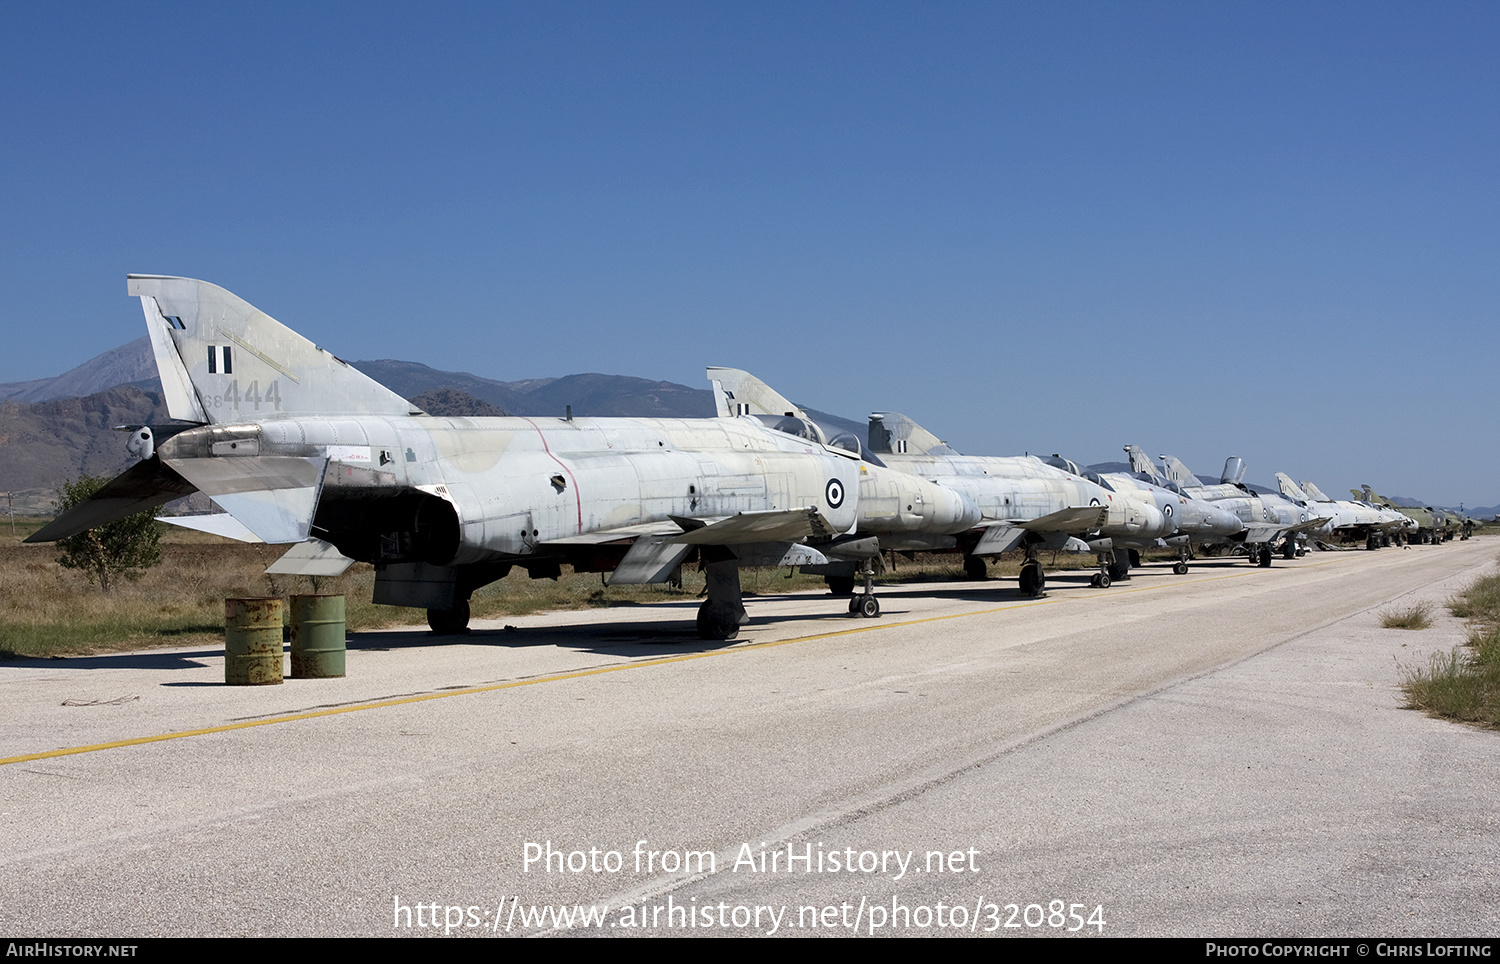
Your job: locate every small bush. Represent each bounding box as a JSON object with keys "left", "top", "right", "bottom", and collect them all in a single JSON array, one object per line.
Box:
[{"left": 1381, "top": 601, "right": 1433, "bottom": 630}]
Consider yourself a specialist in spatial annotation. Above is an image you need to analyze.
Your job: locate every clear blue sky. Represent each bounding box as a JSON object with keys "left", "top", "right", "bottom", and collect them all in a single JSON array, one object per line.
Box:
[{"left": 3, "top": 1, "right": 1496, "bottom": 506}]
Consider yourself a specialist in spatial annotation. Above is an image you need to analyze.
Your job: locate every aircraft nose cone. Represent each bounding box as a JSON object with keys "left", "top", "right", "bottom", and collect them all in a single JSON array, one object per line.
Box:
[
  {"left": 1211, "top": 506, "right": 1243, "bottom": 536},
  {"left": 935, "top": 485, "right": 982, "bottom": 531}
]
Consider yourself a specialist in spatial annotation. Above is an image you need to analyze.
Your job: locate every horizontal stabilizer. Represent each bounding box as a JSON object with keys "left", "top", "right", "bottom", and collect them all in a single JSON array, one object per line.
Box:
[
  {"left": 25, "top": 457, "right": 196, "bottom": 543},
  {"left": 158, "top": 512, "right": 263, "bottom": 542},
  {"left": 265, "top": 539, "right": 357, "bottom": 577},
  {"left": 164, "top": 455, "right": 328, "bottom": 544},
  {"left": 670, "top": 507, "right": 837, "bottom": 545}
]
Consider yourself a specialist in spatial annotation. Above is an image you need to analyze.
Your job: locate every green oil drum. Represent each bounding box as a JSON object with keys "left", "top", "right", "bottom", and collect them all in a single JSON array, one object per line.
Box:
[
  {"left": 290, "top": 594, "right": 346, "bottom": 678},
  {"left": 224, "top": 597, "right": 284, "bottom": 686}
]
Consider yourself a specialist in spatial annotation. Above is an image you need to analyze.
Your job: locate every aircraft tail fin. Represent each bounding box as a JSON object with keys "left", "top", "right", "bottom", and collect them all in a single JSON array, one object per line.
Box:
[
  {"left": 1300, "top": 480, "right": 1331, "bottom": 502},
  {"left": 867, "top": 413, "right": 958, "bottom": 456},
  {"left": 706, "top": 367, "right": 808, "bottom": 420},
  {"left": 127, "top": 276, "right": 423, "bottom": 424},
  {"left": 1124, "top": 444, "right": 1159, "bottom": 478},
  {"left": 1159, "top": 454, "right": 1202, "bottom": 487},
  {"left": 1275, "top": 473, "right": 1311, "bottom": 503}
]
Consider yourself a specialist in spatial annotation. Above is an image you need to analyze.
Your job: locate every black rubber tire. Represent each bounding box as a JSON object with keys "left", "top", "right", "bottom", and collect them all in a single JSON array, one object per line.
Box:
[
  {"left": 963, "top": 555, "right": 987, "bottom": 581},
  {"left": 695, "top": 603, "right": 738, "bottom": 641},
  {"left": 827, "top": 575, "right": 856, "bottom": 596},
  {"left": 1019, "top": 562, "right": 1044, "bottom": 597},
  {"left": 858, "top": 595, "right": 880, "bottom": 618},
  {"left": 1173, "top": 562, "right": 1189, "bottom": 575},
  {"left": 427, "top": 599, "right": 471, "bottom": 635}
]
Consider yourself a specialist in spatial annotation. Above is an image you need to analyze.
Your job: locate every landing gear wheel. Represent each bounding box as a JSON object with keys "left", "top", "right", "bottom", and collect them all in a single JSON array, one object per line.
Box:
[
  {"left": 963, "top": 555, "right": 987, "bottom": 581},
  {"left": 426, "top": 600, "right": 471, "bottom": 635},
  {"left": 1019, "top": 561, "right": 1045, "bottom": 597},
  {"left": 858, "top": 595, "right": 880, "bottom": 618},
  {"left": 1173, "top": 562, "right": 1189, "bottom": 575},
  {"left": 1257, "top": 545, "right": 1273, "bottom": 567},
  {"left": 848, "top": 596, "right": 861, "bottom": 614},
  {"left": 695, "top": 602, "right": 739, "bottom": 641},
  {"left": 1090, "top": 572, "right": 1111, "bottom": 589},
  {"left": 827, "top": 575, "right": 855, "bottom": 596}
]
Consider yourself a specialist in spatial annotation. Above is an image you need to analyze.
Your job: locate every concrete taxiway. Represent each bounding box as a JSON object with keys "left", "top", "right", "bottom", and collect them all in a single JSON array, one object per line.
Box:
[{"left": 1, "top": 541, "right": 1496, "bottom": 937}]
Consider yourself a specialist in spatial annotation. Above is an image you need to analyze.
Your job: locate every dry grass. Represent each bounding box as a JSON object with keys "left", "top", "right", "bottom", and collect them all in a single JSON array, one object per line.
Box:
[
  {"left": 0, "top": 517, "right": 1179, "bottom": 658},
  {"left": 1401, "top": 564, "right": 1500, "bottom": 728},
  {"left": 1380, "top": 601, "right": 1434, "bottom": 630}
]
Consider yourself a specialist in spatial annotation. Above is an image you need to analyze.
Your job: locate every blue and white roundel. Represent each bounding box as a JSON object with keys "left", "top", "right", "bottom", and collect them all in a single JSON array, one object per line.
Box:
[
  {"left": 826, "top": 479, "right": 845, "bottom": 509},
  {"left": 1164, "top": 503, "right": 1173, "bottom": 518}
]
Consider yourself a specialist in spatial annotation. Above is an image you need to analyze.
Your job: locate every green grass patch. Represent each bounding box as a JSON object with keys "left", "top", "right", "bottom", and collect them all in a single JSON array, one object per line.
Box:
[
  {"left": 1381, "top": 601, "right": 1434, "bottom": 630},
  {"left": 1402, "top": 565, "right": 1500, "bottom": 728}
]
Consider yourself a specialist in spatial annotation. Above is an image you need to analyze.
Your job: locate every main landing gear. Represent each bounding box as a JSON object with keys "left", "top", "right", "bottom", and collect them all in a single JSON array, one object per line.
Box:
[
  {"left": 696, "top": 556, "right": 747, "bottom": 640},
  {"left": 1020, "top": 547, "right": 1048, "bottom": 597},
  {"left": 426, "top": 599, "right": 471, "bottom": 634},
  {"left": 847, "top": 562, "right": 881, "bottom": 619}
]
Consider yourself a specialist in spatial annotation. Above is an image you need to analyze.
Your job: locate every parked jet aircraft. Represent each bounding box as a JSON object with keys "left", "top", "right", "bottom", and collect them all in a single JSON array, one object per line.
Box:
[
  {"left": 704, "top": 369, "right": 979, "bottom": 610},
  {"left": 29, "top": 276, "right": 966, "bottom": 640},
  {"left": 1146, "top": 451, "right": 1325, "bottom": 565},
  {"left": 1043, "top": 453, "right": 1243, "bottom": 575},
  {"left": 1352, "top": 486, "right": 1463, "bottom": 543},
  {"left": 704, "top": 368, "right": 1167, "bottom": 594},
  {"left": 1274, "top": 477, "right": 1412, "bottom": 549}
]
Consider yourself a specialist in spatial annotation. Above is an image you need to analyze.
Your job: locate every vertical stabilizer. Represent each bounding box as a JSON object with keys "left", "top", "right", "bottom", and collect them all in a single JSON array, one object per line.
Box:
[
  {"left": 1159, "top": 455, "right": 1202, "bottom": 487},
  {"left": 706, "top": 367, "right": 808, "bottom": 420},
  {"left": 1124, "top": 444, "right": 1160, "bottom": 479},
  {"left": 867, "top": 413, "right": 958, "bottom": 456},
  {"left": 1275, "top": 473, "right": 1311, "bottom": 503},
  {"left": 128, "top": 276, "right": 422, "bottom": 424},
  {"left": 1300, "top": 481, "right": 1331, "bottom": 502}
]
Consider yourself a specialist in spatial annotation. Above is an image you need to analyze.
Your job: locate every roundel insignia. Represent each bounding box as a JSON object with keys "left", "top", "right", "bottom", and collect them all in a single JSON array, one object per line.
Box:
[
  {"left": 1089, "top": 498, "right": 1101, "bottom": 506},
  {"left": 1164, "top": 504, "right": 1173, "bottom": 517},
  {"left": 826, "top": 478, "right": 845, "bottom": 509}
]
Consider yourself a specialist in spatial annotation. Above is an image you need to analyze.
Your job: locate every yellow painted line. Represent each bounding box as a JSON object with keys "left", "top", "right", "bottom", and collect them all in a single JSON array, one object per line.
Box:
[{"left": 0, "top": 559, "right": 1325, "bottom": 768}]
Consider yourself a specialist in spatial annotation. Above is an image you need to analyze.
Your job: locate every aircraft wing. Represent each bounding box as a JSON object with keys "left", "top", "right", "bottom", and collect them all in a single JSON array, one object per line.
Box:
[
  {"left": 1017, "top": 505, "right": 1110, "bottom": 533},
  {"left": 670, "top": 507, "right": 839, "bottom": 545},
  {"left": 25, "top": 456, "right": 196, "bottom": 543}
]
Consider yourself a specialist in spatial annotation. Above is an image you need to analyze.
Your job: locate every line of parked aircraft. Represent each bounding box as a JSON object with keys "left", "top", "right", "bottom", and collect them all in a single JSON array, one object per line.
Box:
[{"left": 28, "top": 277, "right": 1471, "bottom": 639}]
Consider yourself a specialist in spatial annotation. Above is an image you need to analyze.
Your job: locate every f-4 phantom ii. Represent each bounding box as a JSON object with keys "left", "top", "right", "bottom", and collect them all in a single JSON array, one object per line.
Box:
[
  {"left": 1042, "top": 452, "right": 1243, "bottom": 576},
  {"left": 1146, "top": 450, "right": 1326, "bottom": 565},
  {"left": 1273, "top": 477, "right": 1413, "bottom": 549},
  {"left": 705, "top": 369, "right": 980, "bottom": 612},
  {"left": 705, "top": 369, "right": 1170, "bottom": 594},
  {"left": 705, "top": 370, "right": 1128, "bottom": 596},
  {"left": 1353, "top": 486, "right": 1467, "bottom": 543},
  {"left": 29, "top": 276, "right": 976, "bottom": 640}
]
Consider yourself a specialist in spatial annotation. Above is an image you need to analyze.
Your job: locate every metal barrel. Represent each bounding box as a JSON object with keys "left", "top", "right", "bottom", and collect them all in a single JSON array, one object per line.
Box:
[
  {"left": 224, "top": 597, "right": 284, "bottom": 686},
  {"left": 289, "top": 594, "right": 346, "bottom": 679}
]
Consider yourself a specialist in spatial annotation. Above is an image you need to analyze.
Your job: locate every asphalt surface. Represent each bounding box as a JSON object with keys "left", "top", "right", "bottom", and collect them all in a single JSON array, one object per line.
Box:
[{"left": 1, "top": 540, "right": 1496, "bottom": 937}]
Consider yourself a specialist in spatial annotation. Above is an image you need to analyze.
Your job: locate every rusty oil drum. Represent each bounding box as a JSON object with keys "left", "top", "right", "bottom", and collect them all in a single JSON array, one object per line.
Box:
[
  {"left": 224, "top": 597, "right": 284, "bottom": 686},
  {"left": 289, "top": 594, "right": 346, "bottom": 679}
]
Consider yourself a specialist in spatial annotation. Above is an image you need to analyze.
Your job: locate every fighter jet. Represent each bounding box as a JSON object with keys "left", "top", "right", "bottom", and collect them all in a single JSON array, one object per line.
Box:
[
  {"left": 705, "top": 369, "right": 980, "bottom": 612},
  {"left": 702, "top": 368, "right": 1166, "bottom": 594},
  {"left": 30, "top": 276, "right": 944, "bottom": 640},
  {"left": 1352, "top": 486, "right": 1462, "bottom": 543},
  {"left": 1148, "top": 451, "right": 1325, "bottom": 565},
  {"left": 1274, "top": 477, "right": 1412, "bottom": 549},
  {"left": 1044, "top": 452, "right": 1243, "bottom": 575}
]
